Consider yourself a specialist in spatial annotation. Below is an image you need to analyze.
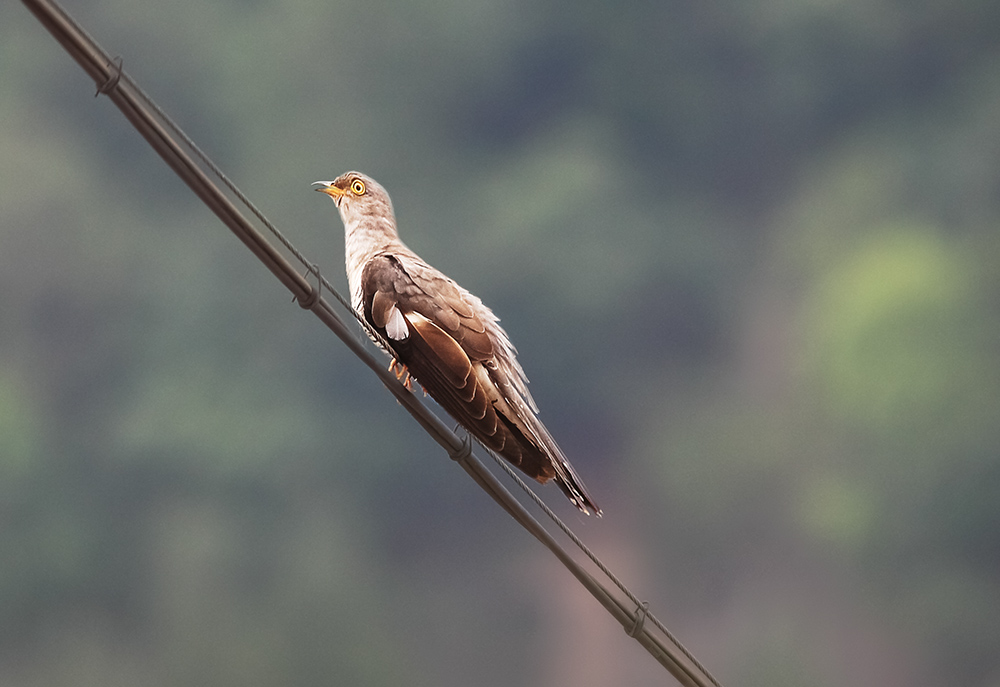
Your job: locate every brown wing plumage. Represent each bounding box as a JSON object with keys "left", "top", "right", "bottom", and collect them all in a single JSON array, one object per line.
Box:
[{"left": 360, "top": 253, "right": 600, "bottom": 514}]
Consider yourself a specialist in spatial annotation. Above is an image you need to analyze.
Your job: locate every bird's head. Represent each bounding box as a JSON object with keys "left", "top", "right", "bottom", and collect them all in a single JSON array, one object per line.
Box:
[{"left": 314, "top": 172, "right": 395, "bottom": 227}]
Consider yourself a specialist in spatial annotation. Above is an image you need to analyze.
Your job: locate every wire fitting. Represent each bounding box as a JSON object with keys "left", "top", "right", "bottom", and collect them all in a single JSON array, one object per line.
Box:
[
  {"left": 450, "top": 429, "right": 474, "bottom": 464},
  {"left": 295, "top": 264, "right": 323, "bottom": 310},
  {"left": 627, "top": 600, "right": 650, "bottom": 638},
  {"left": 95, "top": 56, "right": 123, "bottom": 97}
]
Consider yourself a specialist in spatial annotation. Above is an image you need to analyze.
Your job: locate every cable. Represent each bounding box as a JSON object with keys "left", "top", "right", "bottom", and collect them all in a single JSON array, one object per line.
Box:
[
  {"left": 487, "top": 450, "right": 721, "bottom": 685},
  {"left": 21, "top": 2, "right": 724, "bottom": 685}
]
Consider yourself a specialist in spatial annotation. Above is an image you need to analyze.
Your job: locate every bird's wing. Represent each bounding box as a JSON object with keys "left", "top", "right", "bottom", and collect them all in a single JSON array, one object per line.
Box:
[
  {"left": 359, "top": 253, "right": 527, "bottom": 451},
  {"left": 359, "top": 252, "right": 600, "bottom": 514}
]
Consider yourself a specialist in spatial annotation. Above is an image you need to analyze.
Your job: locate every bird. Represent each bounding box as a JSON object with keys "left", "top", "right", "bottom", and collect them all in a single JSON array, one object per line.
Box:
[{"left": 314, "top": 171, "right": 600, "bottom": 515}]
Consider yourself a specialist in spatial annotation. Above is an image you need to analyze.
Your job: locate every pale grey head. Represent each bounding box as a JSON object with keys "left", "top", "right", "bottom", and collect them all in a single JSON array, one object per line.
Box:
[{"left": 313, "top": 171, "right": 395, "bottom": 229}]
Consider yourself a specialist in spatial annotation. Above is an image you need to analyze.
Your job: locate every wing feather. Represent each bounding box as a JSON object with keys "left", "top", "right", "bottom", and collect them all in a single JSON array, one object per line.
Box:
[
  {"left": 358, "top": 251, "right": 599, "bottom": 514},
  {"left": 404, "top": 312, "right": 473, "bottom": 390}
]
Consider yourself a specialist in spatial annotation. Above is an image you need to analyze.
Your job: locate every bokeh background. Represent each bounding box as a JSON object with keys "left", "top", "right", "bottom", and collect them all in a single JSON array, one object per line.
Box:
[{"left": 3, "top": 0, "right": 1000, "bottom": 685}]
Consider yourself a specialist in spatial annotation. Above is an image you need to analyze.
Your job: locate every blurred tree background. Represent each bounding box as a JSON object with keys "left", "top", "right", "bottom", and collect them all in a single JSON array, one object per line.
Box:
[{"left": 2, "top": 0, "right": 999, "bottom": 685}]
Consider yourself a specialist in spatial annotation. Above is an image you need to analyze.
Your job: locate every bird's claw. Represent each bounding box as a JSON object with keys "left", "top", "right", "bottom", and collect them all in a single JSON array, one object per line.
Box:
[{"left": 389, "top": 359, "right": 414, "bottom": 392}]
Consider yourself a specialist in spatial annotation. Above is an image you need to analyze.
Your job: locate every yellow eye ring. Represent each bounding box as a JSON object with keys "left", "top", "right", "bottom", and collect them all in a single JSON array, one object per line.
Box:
[{"left": 350, "top": 179, "right": 366, "bottom": 195}]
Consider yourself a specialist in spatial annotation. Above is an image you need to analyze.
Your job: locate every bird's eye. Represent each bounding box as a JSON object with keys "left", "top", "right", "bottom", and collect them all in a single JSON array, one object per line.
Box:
[{"left": 350, "top": 179, "right": 366, "bottom": 195}]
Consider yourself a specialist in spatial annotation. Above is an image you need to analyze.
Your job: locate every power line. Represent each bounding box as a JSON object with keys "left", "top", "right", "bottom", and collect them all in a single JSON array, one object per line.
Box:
[{"left": 21, "top": 1, "right": 724, "bottom": 685}]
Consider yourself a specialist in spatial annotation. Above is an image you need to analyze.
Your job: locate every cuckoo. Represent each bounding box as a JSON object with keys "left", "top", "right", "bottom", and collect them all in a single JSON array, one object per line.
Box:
[{"left": 315, "top": 172, "right": 600, "bottom": 515}]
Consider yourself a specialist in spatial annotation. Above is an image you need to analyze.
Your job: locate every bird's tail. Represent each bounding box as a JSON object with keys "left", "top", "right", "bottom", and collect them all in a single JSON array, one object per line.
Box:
[{"left": 551, "top": 454, "right": 601, "bottom": 516}]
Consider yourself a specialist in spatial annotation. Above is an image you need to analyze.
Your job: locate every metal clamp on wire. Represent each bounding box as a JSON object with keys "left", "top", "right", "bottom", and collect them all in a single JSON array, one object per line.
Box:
[
  {"left": 295, "top": 264, "right": 323, "bottom": 310},
  {"left": 450, "top": 429, "right": 474, "bottom": 464},
  {"left": 95, "top": 56, "right": 123, "bottom": 96},
  {"left": 627, "top": 600, "right": 650, "bottom": 638}
]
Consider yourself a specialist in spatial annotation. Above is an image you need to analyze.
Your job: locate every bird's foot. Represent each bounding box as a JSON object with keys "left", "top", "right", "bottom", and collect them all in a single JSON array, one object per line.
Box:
[{"left": 388, "top": 358, "right": 414, "bottom": 392}]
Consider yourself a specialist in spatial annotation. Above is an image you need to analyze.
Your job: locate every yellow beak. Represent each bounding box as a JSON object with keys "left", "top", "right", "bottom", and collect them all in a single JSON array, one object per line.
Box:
[{"left": 312, "top": 181, "right": 345, "bottom": 198}]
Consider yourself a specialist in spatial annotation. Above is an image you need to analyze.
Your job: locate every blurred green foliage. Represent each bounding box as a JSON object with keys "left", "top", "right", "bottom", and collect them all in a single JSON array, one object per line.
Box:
[{"left": 2, "top": 0, "right": 999, "bottom": 685}]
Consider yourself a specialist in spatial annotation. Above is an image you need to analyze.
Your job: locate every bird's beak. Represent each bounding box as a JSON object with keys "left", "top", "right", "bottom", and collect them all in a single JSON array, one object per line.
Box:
[{"left": 312, "top": 181, "right": 345, "bottom": 199}]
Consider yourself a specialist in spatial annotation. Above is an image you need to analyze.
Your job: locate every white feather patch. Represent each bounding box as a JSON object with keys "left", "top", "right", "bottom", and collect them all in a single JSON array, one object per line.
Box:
[{"left": 385, "top": 306, "right": 409, "bottom": 340}]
